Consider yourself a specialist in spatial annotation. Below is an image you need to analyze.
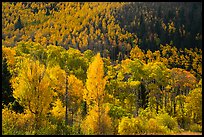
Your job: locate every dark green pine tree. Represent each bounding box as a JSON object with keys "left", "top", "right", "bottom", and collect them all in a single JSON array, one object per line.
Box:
[
  {"left": 45, "top": 7, "right": 51, "bottom": 16},
  {"left": 2, "top": 58, "right": 24, "bottom": 112},
  {"left": 2, "top": 58, "right": 13, "bottom": 105},
  {"left": 14, "top": 16, "right": 23, "bottom": 30}
]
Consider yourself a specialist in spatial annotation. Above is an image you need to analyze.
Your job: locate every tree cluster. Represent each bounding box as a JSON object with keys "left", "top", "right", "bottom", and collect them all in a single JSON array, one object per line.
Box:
[
  {"left": 2, "top": 42, "right": 202, "bottom": 135},
  {"left": 2, "top": 2, "right": 202, "bottom": 135}
]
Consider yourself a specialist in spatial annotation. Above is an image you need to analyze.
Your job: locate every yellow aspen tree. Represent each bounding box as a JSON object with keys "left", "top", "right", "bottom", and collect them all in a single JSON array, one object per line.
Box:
[
  {"left": 12, "top": 58, "right": 53, "bottom": 130},
  {"left": 2, "top": 46, "right": 16, "bottom": 73},
  {"left": 51, "top": 99, "right": 65, "bottom": 121},
  {"left": 130, "top": 45, "right": 145, "bottom": 62},
  {"left": 48, "top": 65, "right": 66, "bottom": 96},
  {"left": 67, "top": 74, "right": 84, "bottom": 126},
  {"left": 82, "top": 53, "right": 112, "bottom": 135},
  {"left": 84, "top": 53, "right": 106, "bottom": 108},
  {"left": 49, "top": 67, "right": 84, "bottom": 126},
  {"left": 81, "top": 105, "right": 112, "bottom": 135}
]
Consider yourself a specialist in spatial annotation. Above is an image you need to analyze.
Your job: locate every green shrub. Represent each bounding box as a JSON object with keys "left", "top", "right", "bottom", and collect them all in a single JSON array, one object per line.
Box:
[
  {"left": 138, "top": 107, "right": 157, "bottom": 120},
  {"left": 2, "top": 107, "right": 35, "bottom": 135},
  {"left": 131, "top": 117, "right": 146, "bottom": 134},
  {"left": 118, "top": 117, "right": 146, "bottom": 135},
  {"left": 35, "top": 121, "right": 57, "bottom": 135},
  {"left": 69, "top": 123, "right": 82, "bottom": 135},
  {"left": 118, "top": 117, "right": 131, "bottom": 135},
  {"left": 156, "top": 113, "right": 179, "bottom": 131},
  {"left": 146, "top": 118, "right": 170, "bottom": 134},
  {"left": 189, "top": 124, "right": 202, "bottom": 132}
]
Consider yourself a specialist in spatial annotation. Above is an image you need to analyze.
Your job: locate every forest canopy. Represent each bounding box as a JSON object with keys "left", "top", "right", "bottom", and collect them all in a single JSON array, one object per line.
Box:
[{"left": 2, "top": 2, "right": 202, "bottom": 135}]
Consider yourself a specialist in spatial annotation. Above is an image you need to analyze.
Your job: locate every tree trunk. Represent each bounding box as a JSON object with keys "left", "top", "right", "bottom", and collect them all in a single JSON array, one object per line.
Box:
[
  {"left": 134, "top": 88, "right": 138, "bottom": 117},
  {"left": 65, "top": 73, "right": 68, "bottom": 126}
]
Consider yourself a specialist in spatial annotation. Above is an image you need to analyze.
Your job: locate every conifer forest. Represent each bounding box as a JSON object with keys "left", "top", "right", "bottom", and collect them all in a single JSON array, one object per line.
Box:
[{"left": 2, "top": 2, "right": 202, "bottom": 135}]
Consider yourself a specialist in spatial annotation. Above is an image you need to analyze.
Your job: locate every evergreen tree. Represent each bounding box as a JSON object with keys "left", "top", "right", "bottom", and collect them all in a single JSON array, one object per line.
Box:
[{"left": 14, "top": 16, "right": 23, "bottom": 30}]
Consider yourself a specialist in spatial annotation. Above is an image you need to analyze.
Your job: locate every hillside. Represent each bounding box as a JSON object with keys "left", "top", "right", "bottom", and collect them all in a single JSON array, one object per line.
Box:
[
  {"left": 2, "top": 2, "right": 202, "bottom": 51},
  {"left": 2, "top": 2, "right": 202, "bottom": 135}
]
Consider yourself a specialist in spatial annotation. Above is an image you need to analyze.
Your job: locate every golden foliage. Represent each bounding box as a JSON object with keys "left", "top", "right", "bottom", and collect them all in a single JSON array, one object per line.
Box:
[
  {"left": 12, "top": 58, "right": 53, "bottom": 117},
  {"left": 81, "top": 104, "right": 113, "bottom": 135},
  {"left": 2, "top": 46, "right": 16, "bottom": 71},
  {"left": 84, "top": 53, "right": 106, "bottom": 107},
  {"left": 50, "top": 99, "right": 65, "bottom": 121}
]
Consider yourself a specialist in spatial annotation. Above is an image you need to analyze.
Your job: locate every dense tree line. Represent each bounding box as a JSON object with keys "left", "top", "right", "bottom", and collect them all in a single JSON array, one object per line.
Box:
[
  {"left": 2, "top": 2, "right": 202, "bottom": 58},
  {"left": 115, "top": 2, "right": 202, "bottom": 51},
  {"left": 2, "top": 2, "right": 202, "bottom": 135},
  {"left": 2, "top": 42, "right": 202, "bottom": 135}
]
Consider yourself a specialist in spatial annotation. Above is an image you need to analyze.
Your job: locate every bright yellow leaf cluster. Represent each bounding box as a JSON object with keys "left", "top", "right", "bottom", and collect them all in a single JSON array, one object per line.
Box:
[
  {"left": 12, "top": 58, "right": 53, "bottom": 117},
  {"left": 84, "top": 53, "right": 106, "bottom": 107}
]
